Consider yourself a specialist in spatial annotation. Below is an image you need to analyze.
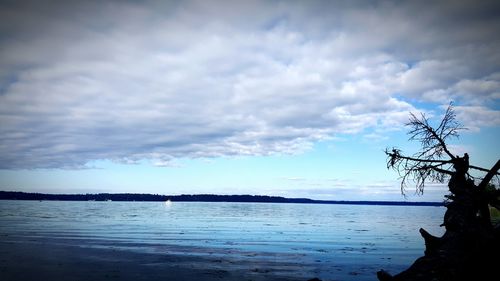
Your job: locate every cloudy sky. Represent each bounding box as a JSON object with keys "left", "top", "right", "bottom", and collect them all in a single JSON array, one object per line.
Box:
[{"left": 0, "top": 0, "right": 499, "bottom": 201}]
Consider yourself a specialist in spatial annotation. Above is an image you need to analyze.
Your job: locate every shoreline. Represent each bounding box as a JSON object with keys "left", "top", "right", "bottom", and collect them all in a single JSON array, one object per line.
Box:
[{"left": 0, "top": 237, "right": 310, "bottom": 281}]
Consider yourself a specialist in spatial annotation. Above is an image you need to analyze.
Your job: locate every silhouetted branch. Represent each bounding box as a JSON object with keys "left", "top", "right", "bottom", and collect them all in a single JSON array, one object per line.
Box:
[
  {"left": 385, "top": 147, "right": 452, "bottom": 194},
  {"left": 406, "top": 104, "right": 462, "bottom": 161},
  {"left": 380, "top": 104, "right": 500, "bottom": 281},
  {"left": 472, "top": 163, "right": 500, "bottom": 175},
  {"left": 478, "top": 160, "right": 500, "bottom": 190},
  {"left": 384, "top": 104, "right": 497, "bottom": 195}
]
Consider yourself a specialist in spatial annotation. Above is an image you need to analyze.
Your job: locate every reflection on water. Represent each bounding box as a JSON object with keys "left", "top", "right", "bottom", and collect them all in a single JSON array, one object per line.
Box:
[{"left": 0, "top": 200, "right": 445, "bottom": 280}]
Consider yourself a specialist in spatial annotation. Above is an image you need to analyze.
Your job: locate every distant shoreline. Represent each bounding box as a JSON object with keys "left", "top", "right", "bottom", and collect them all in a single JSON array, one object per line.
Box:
[{"left": 0, "top": 191, "right": 443, "bottom": 206}]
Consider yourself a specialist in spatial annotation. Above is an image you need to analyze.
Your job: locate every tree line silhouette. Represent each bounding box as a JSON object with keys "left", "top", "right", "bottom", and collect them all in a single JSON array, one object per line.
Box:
[{"left": 0, "top": 191, "right": 441, "bottom": 206}]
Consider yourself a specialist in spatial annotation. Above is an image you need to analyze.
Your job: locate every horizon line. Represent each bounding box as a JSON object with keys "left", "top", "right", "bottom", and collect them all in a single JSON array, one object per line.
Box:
[{"left": 0, "top": 191, "right": 444, "bottom": 206}]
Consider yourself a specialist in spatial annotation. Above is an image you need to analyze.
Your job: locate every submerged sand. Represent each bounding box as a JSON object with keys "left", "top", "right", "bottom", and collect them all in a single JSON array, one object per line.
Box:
[{"left": 0, "top": 237, "right": 310, "bottom": 281}]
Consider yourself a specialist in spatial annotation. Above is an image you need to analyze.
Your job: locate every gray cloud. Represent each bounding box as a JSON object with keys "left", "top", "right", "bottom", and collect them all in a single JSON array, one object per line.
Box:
[
  {"left": 454, "top": 105, "right": 500, "bottom": 131},
  {"left": 0, "top": 0, "right": 499, "bottom": 169}
]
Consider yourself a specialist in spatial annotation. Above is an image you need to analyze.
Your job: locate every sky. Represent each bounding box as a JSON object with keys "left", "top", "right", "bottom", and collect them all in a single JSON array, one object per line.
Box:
[{"left": 0, "top": 0, "right": 499, "bottom": 201}]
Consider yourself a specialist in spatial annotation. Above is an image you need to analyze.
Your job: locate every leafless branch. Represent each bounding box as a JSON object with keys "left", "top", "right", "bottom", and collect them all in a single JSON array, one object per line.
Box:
[{"left": 385, "top": 103, "right": 495, "bottom": 195}]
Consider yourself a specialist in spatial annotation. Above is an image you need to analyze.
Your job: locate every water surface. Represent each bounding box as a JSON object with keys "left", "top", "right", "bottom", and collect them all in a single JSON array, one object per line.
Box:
[{"left": 0, "top": 200, "right": 445, "bottom": 280}]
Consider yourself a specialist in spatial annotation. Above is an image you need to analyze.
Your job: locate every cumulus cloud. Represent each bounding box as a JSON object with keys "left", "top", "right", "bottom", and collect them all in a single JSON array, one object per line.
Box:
[
  {"left": 0, "top": 0, "right": 499, "bottom": 169},
  {"left": 454, "top": 106, "right": 500, "bottom": 131}
]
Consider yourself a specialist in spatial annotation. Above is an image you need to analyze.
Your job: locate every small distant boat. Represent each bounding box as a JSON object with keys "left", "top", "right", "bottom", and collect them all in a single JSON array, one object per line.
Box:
[
  {"left": 106, "top": 199, "right": 112, "bottom": 202},
  {"left": 165, "top": 199, "right": 172, "bottom": 206}
]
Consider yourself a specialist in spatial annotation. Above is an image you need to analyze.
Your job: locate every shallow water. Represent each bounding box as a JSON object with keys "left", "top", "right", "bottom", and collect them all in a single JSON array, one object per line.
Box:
[{"left": 0, "top": 200, "right": 445, "bottom": 280}]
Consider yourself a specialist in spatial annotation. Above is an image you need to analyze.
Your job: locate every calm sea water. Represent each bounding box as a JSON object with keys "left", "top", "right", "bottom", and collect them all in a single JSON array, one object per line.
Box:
[{"left": 0, "top": 200, "right": 445, "bottom": 280}]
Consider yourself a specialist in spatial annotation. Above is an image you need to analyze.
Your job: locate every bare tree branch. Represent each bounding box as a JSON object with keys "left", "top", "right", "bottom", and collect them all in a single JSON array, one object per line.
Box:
[
  {"left": 380, "top": 104, "right": 500, "bottom": 281},
  {"left": 478, "top": 160, "right": 500, "bottom": 190},
  {"left": 385, "top": 104, "right": 495, "bottom": 195}
]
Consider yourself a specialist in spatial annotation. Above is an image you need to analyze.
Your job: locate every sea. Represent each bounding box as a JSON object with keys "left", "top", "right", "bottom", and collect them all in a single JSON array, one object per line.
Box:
[{"left": 0, "top": 200, "right": 445, "bottom": 281}]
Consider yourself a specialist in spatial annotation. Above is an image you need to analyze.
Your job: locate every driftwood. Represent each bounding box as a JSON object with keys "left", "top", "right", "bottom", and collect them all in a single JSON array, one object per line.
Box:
[{"left": 379, "top": 105, "right": 500, "bottom": 281}]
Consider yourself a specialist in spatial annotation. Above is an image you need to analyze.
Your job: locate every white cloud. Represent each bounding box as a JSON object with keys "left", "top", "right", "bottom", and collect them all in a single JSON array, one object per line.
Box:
[
  {"left": 0, "top": 0, "right": 499, "bottom": 169},
  {"left": 454, "top": 106, "right": 500, "bottom": 132},
  {"left": 271, "top": 180, "right": 448, "bottom": 201}
]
